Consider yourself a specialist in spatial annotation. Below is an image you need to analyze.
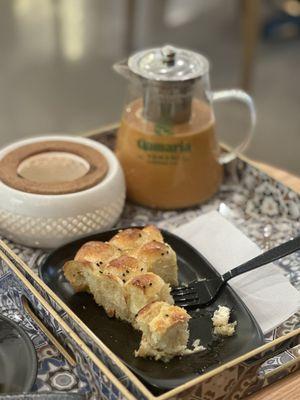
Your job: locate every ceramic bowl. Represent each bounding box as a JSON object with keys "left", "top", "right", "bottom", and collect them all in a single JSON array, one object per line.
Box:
[{"left": 0, "top": 135, "right": 126, "bottom": 248}]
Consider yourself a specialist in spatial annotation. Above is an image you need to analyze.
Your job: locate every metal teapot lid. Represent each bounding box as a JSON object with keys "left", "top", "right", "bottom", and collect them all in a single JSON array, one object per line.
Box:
[{"left": 128, "top": 45, "right": 208, "bottom": 82}]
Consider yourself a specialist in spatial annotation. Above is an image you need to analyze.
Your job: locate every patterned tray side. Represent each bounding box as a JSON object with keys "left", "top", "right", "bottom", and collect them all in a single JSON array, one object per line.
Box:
[
  {"left": 0, "top": 254, "right": 137, "bottom": 400},
  {"left": 0, "top": 268, "right": 90, "bottom": 396}
]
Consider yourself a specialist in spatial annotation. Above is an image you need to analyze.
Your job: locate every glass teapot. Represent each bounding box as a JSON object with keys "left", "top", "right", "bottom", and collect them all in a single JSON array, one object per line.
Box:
[{"left": 114, "top": 45, "right": 256, "bottom": 209}]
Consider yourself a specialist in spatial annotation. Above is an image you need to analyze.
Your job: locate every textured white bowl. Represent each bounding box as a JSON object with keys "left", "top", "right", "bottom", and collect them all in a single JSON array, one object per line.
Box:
[{"left": 0, "top": 135, "right": 126, "bottom": 249}]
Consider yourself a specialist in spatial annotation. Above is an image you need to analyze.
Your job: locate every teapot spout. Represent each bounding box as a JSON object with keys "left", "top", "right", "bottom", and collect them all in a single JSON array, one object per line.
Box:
[{"left": 113, "top": 59, "right": 131, "bottom": 79}]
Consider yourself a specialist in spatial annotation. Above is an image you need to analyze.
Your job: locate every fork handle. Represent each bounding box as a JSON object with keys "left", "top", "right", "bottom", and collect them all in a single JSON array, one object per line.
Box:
[{"left": 222, "top": 236, "right": 300, "bottom": 282}]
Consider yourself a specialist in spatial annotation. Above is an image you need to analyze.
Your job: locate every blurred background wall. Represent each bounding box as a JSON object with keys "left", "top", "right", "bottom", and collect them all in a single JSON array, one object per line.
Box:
[{"left": 0, "top": 0, "right": 299, "bottom": 173}]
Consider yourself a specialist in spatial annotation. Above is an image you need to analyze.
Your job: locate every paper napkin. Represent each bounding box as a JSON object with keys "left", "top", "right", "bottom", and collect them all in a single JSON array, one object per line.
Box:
[{"left": 173, "top": 210, "right": 300, "bottom": 334}]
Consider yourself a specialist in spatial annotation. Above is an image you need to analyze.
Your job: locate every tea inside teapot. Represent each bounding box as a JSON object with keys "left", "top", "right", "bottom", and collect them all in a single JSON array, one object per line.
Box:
[{"left": 114, "top": 45, "right": 222, "bottom": 209}]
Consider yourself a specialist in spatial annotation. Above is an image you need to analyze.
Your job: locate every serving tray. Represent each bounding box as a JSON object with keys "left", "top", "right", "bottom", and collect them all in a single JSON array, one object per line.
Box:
[
  {"left": 40, "top": 228, "right": 264, "bottom": 392},
  {"left": 0, "top": 127, "right": 299, "bottom": 399}
]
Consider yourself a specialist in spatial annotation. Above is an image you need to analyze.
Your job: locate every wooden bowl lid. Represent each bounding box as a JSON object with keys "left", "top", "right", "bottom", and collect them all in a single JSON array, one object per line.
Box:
[{"left": 0, "top": 140, "right": 108, "bottom": 195}]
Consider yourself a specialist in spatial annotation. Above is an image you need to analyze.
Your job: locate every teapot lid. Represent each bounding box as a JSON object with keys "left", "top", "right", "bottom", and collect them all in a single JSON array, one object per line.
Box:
[{"left": 128, "top": 45, "right": 208, "bottom": 82}]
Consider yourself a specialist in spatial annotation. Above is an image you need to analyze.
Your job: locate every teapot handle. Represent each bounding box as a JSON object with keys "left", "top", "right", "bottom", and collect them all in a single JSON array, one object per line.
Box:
[{"left": 211, "top": 89, "right": 256, "bottom": 164}]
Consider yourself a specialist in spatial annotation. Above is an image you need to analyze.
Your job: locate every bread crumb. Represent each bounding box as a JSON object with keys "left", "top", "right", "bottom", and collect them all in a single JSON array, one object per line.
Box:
[
  {"left": 212, "top": 305, "right": 230, "bottom": 326},
  {"left": 213, "top": 322, "right": 237, "bottom": 336},
  {"left": 183, "top": 338, "right": 205, "bottom": 355},
  {"left": 212, "top": 305, "right": 237, "bottom": 337}
]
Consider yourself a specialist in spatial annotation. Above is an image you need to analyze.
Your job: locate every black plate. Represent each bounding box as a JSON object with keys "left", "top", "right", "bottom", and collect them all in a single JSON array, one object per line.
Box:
[
  {"left": 40, "top": 228, "right": 264, "bottom": 393},
  {"left": 0, "top": 314, "right": 37, "bottom": 394}
]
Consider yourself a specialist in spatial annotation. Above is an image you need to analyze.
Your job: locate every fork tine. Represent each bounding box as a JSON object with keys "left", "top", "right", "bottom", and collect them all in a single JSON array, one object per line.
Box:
[
  {"left": 174, "top": 294, "right": 199, "bottom": 304},
  {"left": 171, "top": 278, "right": 205, "bottom": 293},
  {"left": 171, "top": 287, "right": 197, "bottom": 296},
  {"left": 171, "top": 285, "right": 192, "bottom": 292},
  {"left": 174, "top": 298, "right": 200, "bottom": 308},
  {"left": 172, "top": 292, "right": 198, "bottom": 300}
]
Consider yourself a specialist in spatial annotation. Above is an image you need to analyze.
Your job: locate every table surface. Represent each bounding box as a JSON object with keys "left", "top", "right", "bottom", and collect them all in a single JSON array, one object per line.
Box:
[{"left": 246, "top": 161, "right": 300, "bottom": 400}]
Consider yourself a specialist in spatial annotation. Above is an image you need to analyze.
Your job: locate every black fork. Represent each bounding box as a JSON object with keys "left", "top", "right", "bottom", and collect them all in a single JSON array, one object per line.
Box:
[{"left": 171, "top": 236, "right": 300, "bottom": 308}]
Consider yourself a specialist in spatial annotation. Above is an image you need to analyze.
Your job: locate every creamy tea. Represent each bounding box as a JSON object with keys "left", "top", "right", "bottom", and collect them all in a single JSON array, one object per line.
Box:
[{"left": 116, "top": 99, "right": 223, "bottom": 209}]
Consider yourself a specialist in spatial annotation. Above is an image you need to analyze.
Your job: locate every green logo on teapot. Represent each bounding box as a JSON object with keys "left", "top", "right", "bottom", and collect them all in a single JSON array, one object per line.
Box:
[
  {"left": 154, "top": 121, "right": 173, "bottom": 136},
  {"left": 137, "top": 139, "right": 191, "bottom": 153}
]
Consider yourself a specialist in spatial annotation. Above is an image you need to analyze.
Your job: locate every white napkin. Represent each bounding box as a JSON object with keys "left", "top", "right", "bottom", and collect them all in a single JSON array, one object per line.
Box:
[{"left": 172, "top": 210, "right": 300, "bottom": 334}]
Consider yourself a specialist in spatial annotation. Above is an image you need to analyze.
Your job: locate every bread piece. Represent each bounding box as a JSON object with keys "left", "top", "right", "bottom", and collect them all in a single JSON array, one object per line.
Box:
[
  {"left": 82, "top": 263, "right": 128, "bottom": 320},
  {"left": 63, "top": 260, "right": 91, "bottom": 292},
  {"left": 109, "top": 225, "right": 164, "bottom": 253},
  {"left": 134, "top": 240, "right": 178, "bottom": 286},
  {"left": 212, "top": 305, "right": 237, "bottom": 336},
  {"left": 142, "top": 225, "right": 164, "bottom": 243},
  {"left": 212, "top": 305, "right": 230, "bottom": 326},
  {"left": 75, "top": 241, "right": 121, "bottom": 267},
  {"left": 135, "top": 301, "right": 190, "bottom": 361},
  {"left": 109, "top": 228, "right": 147, "bottom": 252},
  {"left": 214, "top": 323, "right": 237, "bottom": 336},
  {"left": 124, "top": 273, "right": 173, "bottom": 322},
  {"left": 64, "top": 241, "right": 120, "bottom": 292},
  {"left": 104, "top": 255, "right": 146, "bottom": 283}
]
